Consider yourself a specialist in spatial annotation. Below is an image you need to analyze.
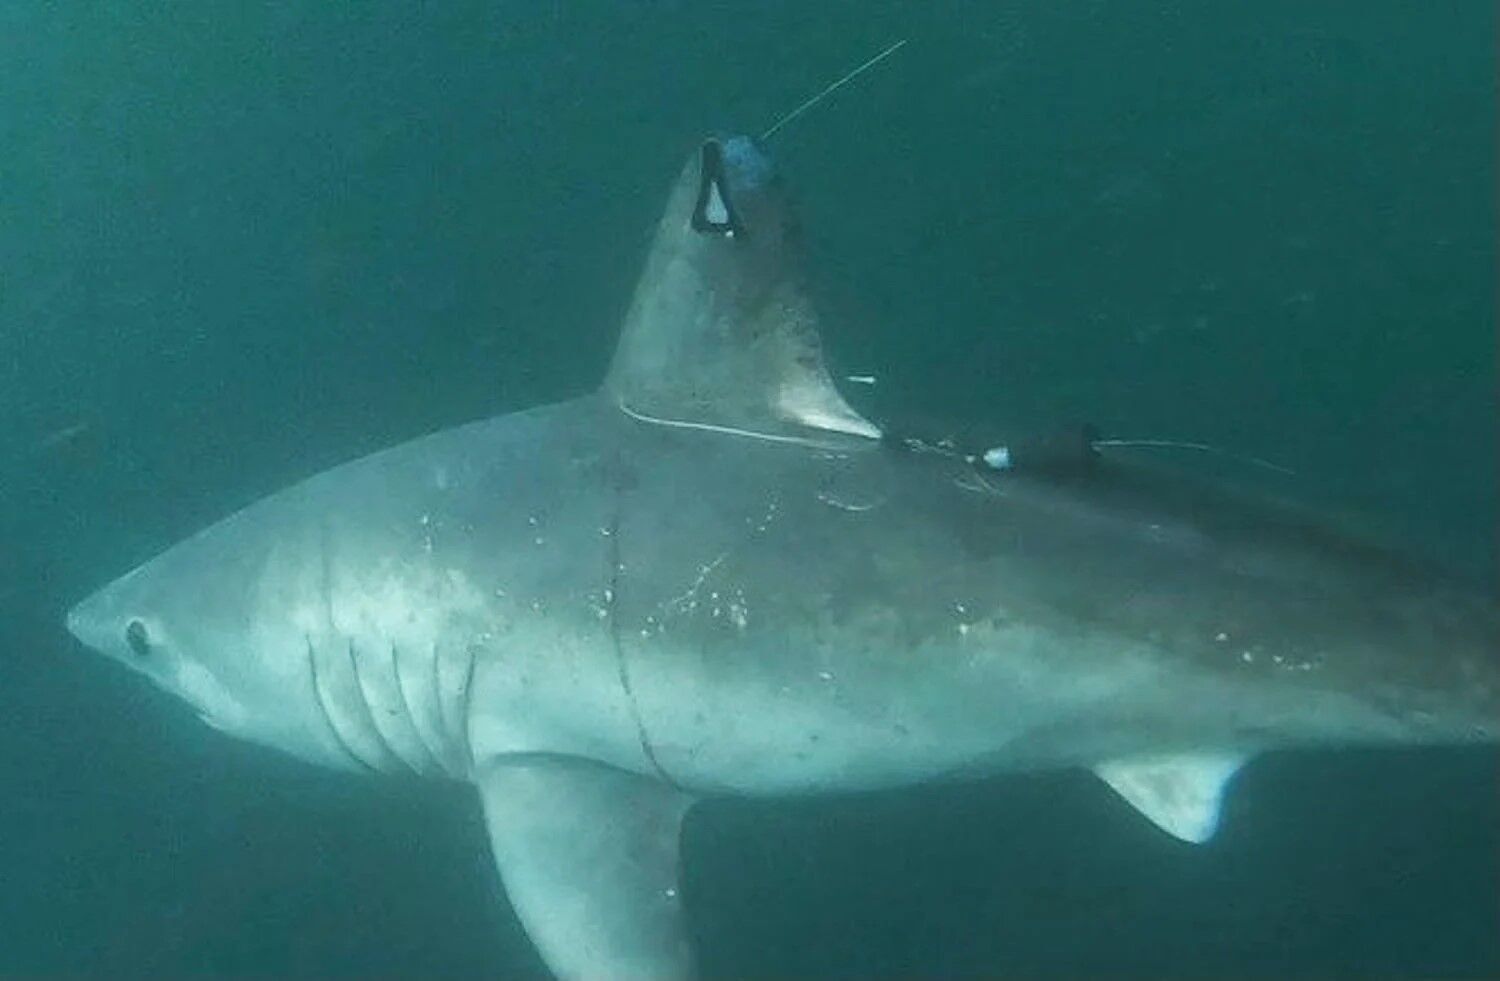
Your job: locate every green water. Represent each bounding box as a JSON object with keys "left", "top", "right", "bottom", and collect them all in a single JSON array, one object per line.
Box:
[{"left": 2, "top": 3, "right": 1493, "bottom": 976}]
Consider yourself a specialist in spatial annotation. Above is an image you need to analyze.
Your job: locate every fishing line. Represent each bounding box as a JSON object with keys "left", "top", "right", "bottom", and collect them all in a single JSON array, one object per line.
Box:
[{"left": 761, "top": 39, "right": 908, "bottom": 141}]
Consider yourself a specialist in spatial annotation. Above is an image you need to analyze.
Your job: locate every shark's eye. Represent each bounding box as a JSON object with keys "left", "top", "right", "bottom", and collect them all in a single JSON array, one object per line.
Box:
[{"left": 124, "top": 619, "right": 152, "bottom": 659}]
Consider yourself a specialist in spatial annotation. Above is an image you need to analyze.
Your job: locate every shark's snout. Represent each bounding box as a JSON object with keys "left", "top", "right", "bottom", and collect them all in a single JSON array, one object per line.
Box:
[
  {"left": 65, "top": 592, "right": 108, "bottom": 653},
  {"left": 65, "top": 580, "right": 140, "bottom": 663}
]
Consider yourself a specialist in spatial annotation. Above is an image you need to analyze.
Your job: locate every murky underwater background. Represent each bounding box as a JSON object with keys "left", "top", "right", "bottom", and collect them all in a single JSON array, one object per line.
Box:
[{"left": 1, "top": 2, "right": 1494, "bottom": 976}]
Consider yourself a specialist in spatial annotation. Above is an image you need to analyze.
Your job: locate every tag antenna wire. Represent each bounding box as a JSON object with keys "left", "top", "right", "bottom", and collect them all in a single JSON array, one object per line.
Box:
[{"left": 761, "top": 39, "right": 908, "bottom": 141}]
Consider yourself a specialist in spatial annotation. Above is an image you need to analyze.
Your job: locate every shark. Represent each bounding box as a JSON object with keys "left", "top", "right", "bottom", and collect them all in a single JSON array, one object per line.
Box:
[{"left": 66, "top": 132, "right": 1498, "bottom": 979}]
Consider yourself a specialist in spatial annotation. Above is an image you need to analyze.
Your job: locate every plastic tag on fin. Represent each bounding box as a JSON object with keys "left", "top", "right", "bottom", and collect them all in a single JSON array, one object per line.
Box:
[
  {"left": 690, "top": 140, "right": 739, "bottom": 235},
  {"left": 704, "top": 182, "right": 730, "bottom": 225}
]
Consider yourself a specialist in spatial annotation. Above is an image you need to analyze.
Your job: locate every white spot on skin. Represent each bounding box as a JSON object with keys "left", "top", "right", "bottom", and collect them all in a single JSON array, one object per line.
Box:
[
  {"left": 818, "top": 670, "right": 834, "bottom": 682},
  {"left": 815, "top": 490, "right": 881, "bottom": 512},
  {"left": 665, "top": 553, "right": 729, "bottom": 614},
  {"left": 1215, "top": 632, "right": 1229, "bottom": 642}
]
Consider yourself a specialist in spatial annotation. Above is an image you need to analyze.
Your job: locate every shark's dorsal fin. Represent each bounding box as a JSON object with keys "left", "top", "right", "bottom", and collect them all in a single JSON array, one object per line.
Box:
[
  {"left": 1093, "top": 753, "right": 1249, "bottom": 844},
  {"left": 606, "top": 136, "right": 880, "bottom": 443}
]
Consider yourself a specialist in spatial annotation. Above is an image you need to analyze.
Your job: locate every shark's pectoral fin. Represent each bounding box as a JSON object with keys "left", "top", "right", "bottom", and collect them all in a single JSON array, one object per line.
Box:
[
  {"left": 474, "top": 756, "right": 697, "bottom": 981},
  {"left": 1092, "top": 753, "right": 1249, "bottom": 844}
]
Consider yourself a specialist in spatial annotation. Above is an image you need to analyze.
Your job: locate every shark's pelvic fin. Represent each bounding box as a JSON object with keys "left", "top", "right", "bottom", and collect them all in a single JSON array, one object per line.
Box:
[
  {"left": 606, "top": 137, "right": 880, "bottom": 443},
  {"left": 1092, "top": 753, "right": 1249, "bottom": 844},
  {"left": 475, "top": 756, "right": 697, "bottom": 980}
]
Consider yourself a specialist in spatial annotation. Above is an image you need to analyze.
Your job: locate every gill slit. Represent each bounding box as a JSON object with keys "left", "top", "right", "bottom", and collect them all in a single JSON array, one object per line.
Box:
[
  {"left": 306, "top": 634, "right": 376, "bottom": 773},
  {"left": 311, "top": 521, "right": 376, "bottom": 771},
  {"left": 431, "top": 641, "right": 458, "bottom": 765},
  {"left": 607, "top": 472, "right": 676, "bottom": 787},
  {"left": 390, "top": 642, "right": 444, "bottom": 775},
  {"left": 345, "top": 638, "right": 406, "bottom": 772},
  {"left": 431, "top": 641, "right": 477, "bottom": 774},
  {"left": 456, "top": 644, "right": 478, "bottom": 776}
]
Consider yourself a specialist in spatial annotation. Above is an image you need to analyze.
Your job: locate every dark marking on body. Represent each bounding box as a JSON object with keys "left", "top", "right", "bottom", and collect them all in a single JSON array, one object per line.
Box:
[{"left": 605, "top": 464, "right": 680, "bottom": 789}]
